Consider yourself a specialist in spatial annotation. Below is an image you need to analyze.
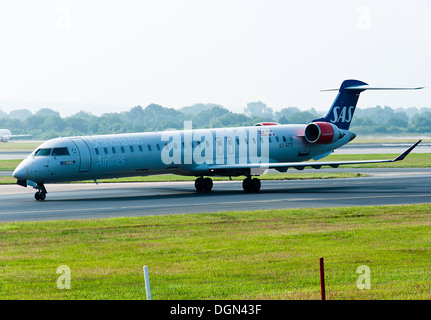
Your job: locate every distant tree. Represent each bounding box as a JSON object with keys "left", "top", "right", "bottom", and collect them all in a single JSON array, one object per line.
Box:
[
  {"left": 191, "top": 106, "right": 230, "bottom": 128},
  {"left": 8, "top": 109, "right": 33, "bottom": 120},
  {"left": 287, "top": 111, "right": 315, "bottom": 124},
  {"left": 275, "top": 107, "right": 301, "bottom": 123},
  {"left": 35, "top": 108, "right": 61, "bottom": 118},
  {"left": 243, "top": 101, "right": 274, "bottom": 119},
  {"left": 385, "top": 117, "right": 409, "bottom": 128},
  {"left": 408, "top": 114, "right": 431, "bottom": 132},
  {"left": 179, "top": 103, "right": 223, "bottom": 115},
  {"left": 0, "top": 109, "right": 8, "bottom": 119}
]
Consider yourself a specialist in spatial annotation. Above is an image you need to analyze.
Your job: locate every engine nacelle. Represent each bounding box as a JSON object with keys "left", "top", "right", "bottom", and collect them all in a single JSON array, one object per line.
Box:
[
  {"left": 254, "top": 122, "right": 279, "bottom": 126},
  {"left": 304, "top": 122, "right": 344, "bottom": 144}
]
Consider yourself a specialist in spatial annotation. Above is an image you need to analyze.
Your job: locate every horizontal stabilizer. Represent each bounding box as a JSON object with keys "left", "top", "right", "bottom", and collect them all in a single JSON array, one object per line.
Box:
[
  {"left": 345, "top": 85, "right": 424, "bottom": 91},
  {"left": 321, "top": 85, "right": 424, "bottom": 92}
]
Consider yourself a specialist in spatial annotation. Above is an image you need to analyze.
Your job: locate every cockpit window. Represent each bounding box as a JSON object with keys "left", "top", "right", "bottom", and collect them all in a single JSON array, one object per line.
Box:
[
  {"left": 52, "top": 147, "right": 70, "bottom": 156},
  {"left": 34, "top": 148, "right": 52, "bottom": 156}
]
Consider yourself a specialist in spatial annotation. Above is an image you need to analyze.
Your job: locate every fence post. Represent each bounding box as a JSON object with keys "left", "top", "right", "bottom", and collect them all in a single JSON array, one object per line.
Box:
[
  {"left": 319, "top": 257, "right": 326, "bottom": 300},
  {"left": 143, "top": 266, "right": 152, "bottom": 300}
]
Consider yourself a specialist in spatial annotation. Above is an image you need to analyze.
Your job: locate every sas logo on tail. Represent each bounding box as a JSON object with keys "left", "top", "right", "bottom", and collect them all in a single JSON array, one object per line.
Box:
[{"left": 329, "top": 106, "right": 355, "bottom": 123}]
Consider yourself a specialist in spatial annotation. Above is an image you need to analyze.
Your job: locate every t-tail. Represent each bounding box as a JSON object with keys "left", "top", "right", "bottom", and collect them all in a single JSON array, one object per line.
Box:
[{"left": 313, "top": 79, "right": 424, "bottom": 130}]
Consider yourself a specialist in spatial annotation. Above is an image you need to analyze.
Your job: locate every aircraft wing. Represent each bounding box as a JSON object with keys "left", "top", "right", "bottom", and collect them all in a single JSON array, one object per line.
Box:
[
  {"left": 10, "top": 134, "right": 32, "bottom": 138},
  {"left": 7, "top": 134, "right": 33, "bottom": 140},
  {"left": 207, "top": 140, "right": 421, "bottom": 174}
]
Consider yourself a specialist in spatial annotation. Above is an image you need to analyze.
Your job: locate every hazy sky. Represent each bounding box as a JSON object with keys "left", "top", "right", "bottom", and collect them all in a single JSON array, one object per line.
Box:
[{"left": 0, "top": 0, "right": 429, "bottom": 117}]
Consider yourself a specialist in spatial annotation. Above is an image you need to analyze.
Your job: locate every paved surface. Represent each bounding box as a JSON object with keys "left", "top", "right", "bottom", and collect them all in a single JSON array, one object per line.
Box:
[{"left": 1, "top": 168, "right": 430, "bottom": 222}]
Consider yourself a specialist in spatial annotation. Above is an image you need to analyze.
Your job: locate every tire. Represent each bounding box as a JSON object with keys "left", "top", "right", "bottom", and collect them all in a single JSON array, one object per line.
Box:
[
  {"left": 203, "top": 178, "right": 213, "bottom": 191},
  {"left": 242, "top": 177, "right": 252, "bottom": 192},
  {"left": 251, "top": 178, "right": 261, "bottom": 192},
  {"left": 195, "top": 177, "right": 204, "bottom": 192}
]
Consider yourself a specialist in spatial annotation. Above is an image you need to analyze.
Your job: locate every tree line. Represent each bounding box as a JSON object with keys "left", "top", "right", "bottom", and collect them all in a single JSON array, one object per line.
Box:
[{"left": 0, "top": 102, "right": 430, "bottom": 140}]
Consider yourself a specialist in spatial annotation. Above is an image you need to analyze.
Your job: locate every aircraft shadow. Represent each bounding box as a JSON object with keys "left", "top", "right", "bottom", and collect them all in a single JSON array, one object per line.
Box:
[{"left": 44, "top": 181, "right": 411, "bottom": 203}]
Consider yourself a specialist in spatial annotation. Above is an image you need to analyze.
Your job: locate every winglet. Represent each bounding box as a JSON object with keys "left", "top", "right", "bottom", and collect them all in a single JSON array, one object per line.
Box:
[{"left": 394, "top": 140, "right": 422, "bottom": 161}]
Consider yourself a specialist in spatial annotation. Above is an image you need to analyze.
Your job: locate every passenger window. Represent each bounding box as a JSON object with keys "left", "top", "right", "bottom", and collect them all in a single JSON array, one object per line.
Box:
[
  {"left": 51, "top": 148, "right": 70, "bottom": 156},
  {"left": 283, "top": 136, "right": 286, "bottom": 142},
  {"left": 104, "top": 148, "right": 108, "bottom": 154},
  {"left": 130, "top": 146, "right": 134, "bottom": 152},
  {"left": 112, "top": 147, "right": 116, "bottom": 154},
  {"left": 275, "top": 137, "right": 279, "bottom": 143},
  {"left": 156, "top": 144, "right": 160, "bottom": 151},
  {"left": 121, "top": 146, "right": 125, "bottom": 153},
  {"left": 35, "top": 148, "right": 52, "bottom": 156},
  {"left": 147, "top": 145, "right": 152, "bottom": 151},
  {"left": 95, "top": 148, "right": 99, "bottom": 155},
  {"left": 138, "top": 145, "right": 143, "bottom": 152}
]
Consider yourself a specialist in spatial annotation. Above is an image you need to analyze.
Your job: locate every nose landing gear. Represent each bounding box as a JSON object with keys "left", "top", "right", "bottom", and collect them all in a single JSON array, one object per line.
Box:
[
  {"left": 34, "top": 183, "right": 47, "bottom": 201},
  {"left": 34, "top": 191, "right": 46, "bottom": 201}
]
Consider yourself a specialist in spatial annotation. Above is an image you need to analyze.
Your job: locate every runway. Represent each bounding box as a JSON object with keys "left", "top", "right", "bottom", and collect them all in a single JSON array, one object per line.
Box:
[{"left": 1, "top": 168, "right": 430, "bottom": 222}]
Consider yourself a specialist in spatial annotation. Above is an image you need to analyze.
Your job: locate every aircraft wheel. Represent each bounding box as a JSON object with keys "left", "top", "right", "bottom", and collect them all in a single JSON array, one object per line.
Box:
[
  {"left": 242, "top": 177, "right": 252, "bottom": 192},
  {"left": 34, "top": 191, "right": 46, "bottom": 201},
  {"left": 195, "top": 177, "right": 204, "bottom": 192},
  {"left": 243, "top": 177, "right": 261, "bottom": 192},
  {"left": 251, "top": 178, "right": 261, "bottom": 192},
  {"left": 203, "top": 177, "right": 213, "bottom": 191}
]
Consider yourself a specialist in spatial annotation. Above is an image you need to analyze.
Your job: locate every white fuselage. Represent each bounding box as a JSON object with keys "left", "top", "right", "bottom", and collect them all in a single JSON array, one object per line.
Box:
[{"left": 13, "top": 124, "right": 354, "bottom": 184}]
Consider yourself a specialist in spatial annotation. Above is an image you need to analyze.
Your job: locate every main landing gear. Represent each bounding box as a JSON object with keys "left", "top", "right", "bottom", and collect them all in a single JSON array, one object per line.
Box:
[
  {"left": 34, "top": 183, "right": 47, "bottom": 201},
  {"left": 194, "top": 176, "right": 261, "bottom": 193},
  {"left": 195, "top": 176, "right": 213, "bottom": 192},
  {"left": 242, "top": 177, "right": 261, "bottom": 192}
]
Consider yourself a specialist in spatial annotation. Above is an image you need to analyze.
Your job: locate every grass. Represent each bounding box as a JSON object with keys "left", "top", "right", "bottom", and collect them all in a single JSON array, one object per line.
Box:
[
  {"left": 0, "top": 141, "right": 41, "bottom": 151},
  {"left": 0, "top": 204, "right": 430, "bottom": 299},
  {"left": 322, "top": 152, "right": 431, "bottom": 168},
  {"left": 351, "top": 136, "right": 431, "bottom": 144},
  {"left": 0, "top": 159, "right": 21, "bottom": 171}
]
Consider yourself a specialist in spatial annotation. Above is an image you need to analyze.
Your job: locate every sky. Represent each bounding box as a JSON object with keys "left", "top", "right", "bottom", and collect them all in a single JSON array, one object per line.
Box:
[{"left": 0, "top": 0, "right": 430, "bottom": 117}]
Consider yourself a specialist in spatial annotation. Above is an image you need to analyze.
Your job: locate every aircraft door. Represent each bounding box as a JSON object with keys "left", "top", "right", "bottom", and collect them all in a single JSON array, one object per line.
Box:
[{"left": 70, "top": 138, "right": 92, "bottom": 172}]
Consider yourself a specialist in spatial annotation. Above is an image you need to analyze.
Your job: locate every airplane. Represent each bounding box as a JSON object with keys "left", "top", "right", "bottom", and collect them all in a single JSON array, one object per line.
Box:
[
  {"left": 0, "top": 129, "right": 32, "bottom": 142},
  {"left": 12, "top": 79, "right": 423, "bottom": 201}
]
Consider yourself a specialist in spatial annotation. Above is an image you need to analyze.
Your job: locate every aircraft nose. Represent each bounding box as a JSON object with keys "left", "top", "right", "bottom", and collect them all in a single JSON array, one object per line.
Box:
[{"left": 13, "top": 166, "right": 28, "bottom": 180}]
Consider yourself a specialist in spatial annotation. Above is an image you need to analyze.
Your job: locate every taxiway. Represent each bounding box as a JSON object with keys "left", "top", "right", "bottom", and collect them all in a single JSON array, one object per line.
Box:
[{"left": 1, "top": 168, "right": 430, "bottom": 222}]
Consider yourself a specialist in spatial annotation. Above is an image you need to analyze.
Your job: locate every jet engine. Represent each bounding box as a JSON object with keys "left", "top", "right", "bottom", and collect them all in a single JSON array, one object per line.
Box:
[{"left": 304, "top": 122, "right": 344, "bottom": 144}]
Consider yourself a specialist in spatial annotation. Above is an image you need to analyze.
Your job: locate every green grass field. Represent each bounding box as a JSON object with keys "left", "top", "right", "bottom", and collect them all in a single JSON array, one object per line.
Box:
[{"left": 0, "top": 204, "right": 430, "bottom": 300}]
